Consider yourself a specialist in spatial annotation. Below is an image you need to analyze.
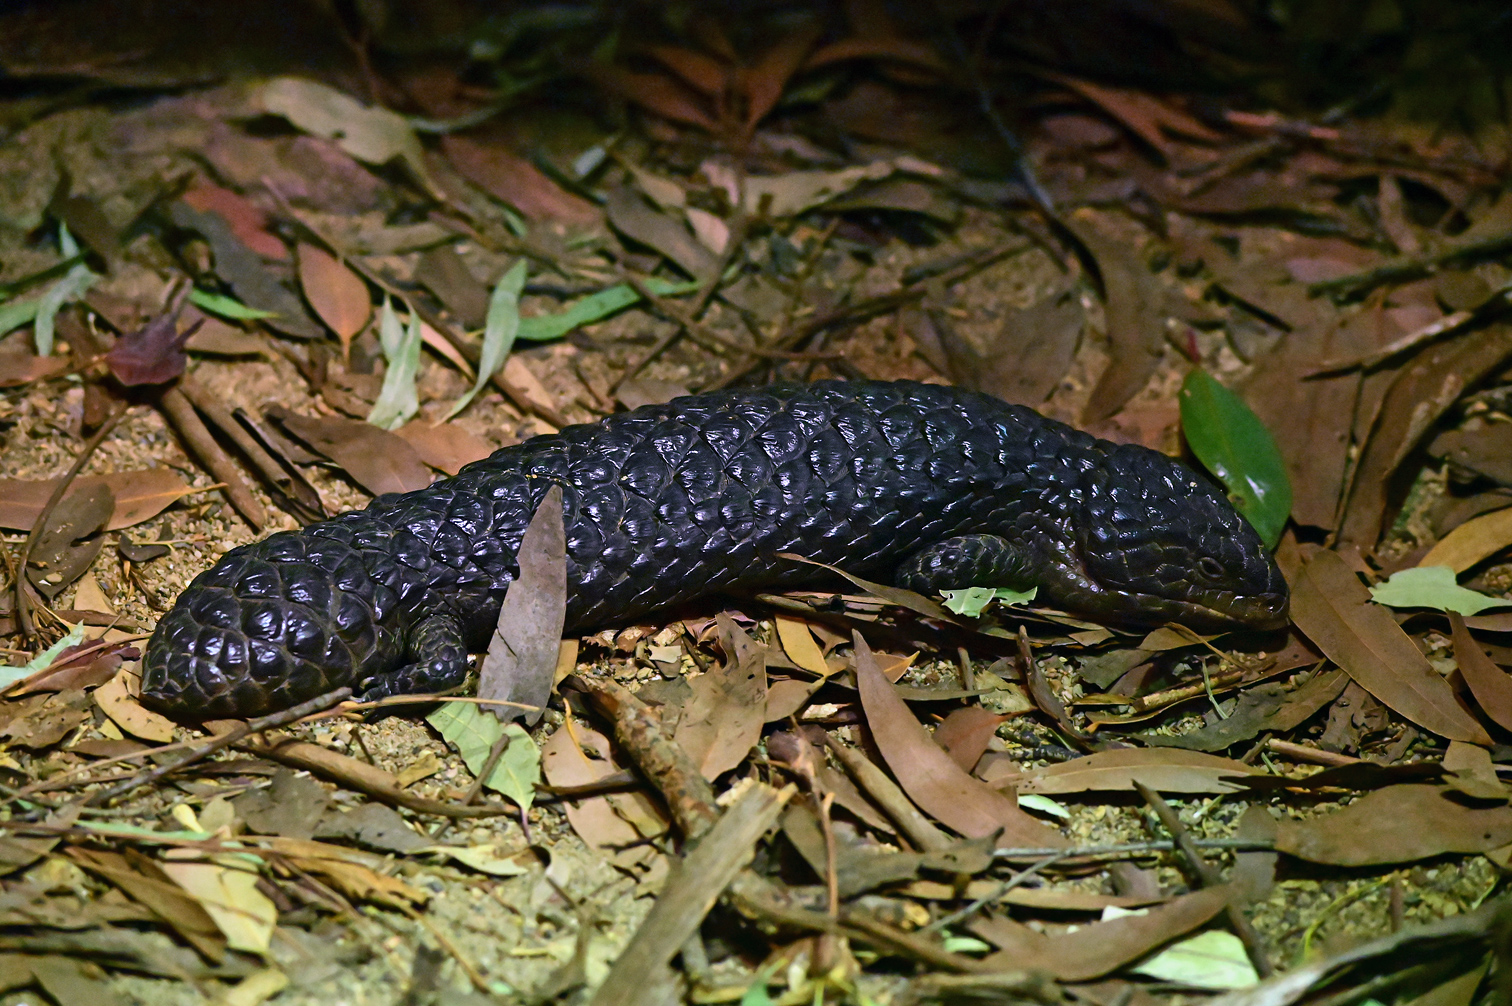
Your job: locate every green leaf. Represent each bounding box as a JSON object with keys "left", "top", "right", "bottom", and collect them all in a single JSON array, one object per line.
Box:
[
  {"left": 447, "top": 260, "right": 527, "bottom": 419},
  {"left": 426, "top": 701, "right": 541, "bottom": 811},
  {"left": 516, "top": 277, "right": 700, "bottom": 342},
  {"left": 940, "top": 585, "right": 1037, "bottom": 617},
  {"left": 1129, "top": 929, "right": 1258, "bottom": 990},
  {"left": 367, "top": 298, "right": 422, "bottom": 430},
  {"left": 1018, "top": 793, "right": 1070, "bottom": 820},
  {"left": 0, "top": 622, "right": 86, "bottom": 686},
  {"left": 1178, "top": 368, "right": 1292, "bottom": 549},
  {"left": 77, "top": 819, "right": 211, "bottom": 842},
  {"left": 941, "top": 936, "right": 993, "bottom": 954},
  {"left": 0, "top": 297, "right": 42, "bottom": 339},
  {"left": 1369, "top": 565, "right": 1512, "bottom": 616},
  {"left": 32, "top": 224, "right": 96, "bottom": 356},
  {"left": 189, "top": 288, "right": 280, "bottom": 320},
  {"left": 739, "top": 960, "right": 786, "bottom": 1006}
]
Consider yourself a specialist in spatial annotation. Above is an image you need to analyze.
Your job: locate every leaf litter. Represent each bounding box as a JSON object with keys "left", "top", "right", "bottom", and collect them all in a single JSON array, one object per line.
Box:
[{"left": 1, "top": 5, "right": 1512, "bottom": 1004}]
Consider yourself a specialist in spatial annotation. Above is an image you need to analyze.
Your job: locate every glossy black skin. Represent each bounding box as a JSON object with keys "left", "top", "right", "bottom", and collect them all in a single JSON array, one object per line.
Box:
[{"left": 141, "top": 380, "right": 1288, "bottom": 718}]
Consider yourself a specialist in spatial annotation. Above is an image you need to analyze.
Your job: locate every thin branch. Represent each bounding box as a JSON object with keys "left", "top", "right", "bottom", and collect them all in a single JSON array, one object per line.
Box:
[
  {"left": 1136, "top": 781, "right": 1273, "bottom": 977},
  {"left": 12, "top": 403, "right": 130, "bottom": 640},
  {"left": 84, "top": 686, "right": 353, "bottom": 807}
]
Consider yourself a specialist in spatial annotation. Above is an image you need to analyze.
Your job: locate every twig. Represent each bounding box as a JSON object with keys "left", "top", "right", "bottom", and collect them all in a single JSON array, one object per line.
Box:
[
  {"left": 571, "top": 674, "right": 1003, "bottom": 974},
  {"left": 610, "top": 174, "right": 751, "bottom": 394},
  {"left": 158, "top": 386, "right": 267, "bottom": 530},
  {"left": 1309, "top": 227, "right": 1512, "bottom": 300},
  {"left": 84, "top": 687, "right": 353, "bottom": 807},
  {"left": 1266, "top": 738, "right": 1360, "bottom": 767},
  {"left": 920, "top": 851, "right": 1065, "bottom": 934},
  {"left": 430, "top": 728, "right": 512, "bottom": 844},
  {"left": 824, "top": 734, "right": 953, "bottom": 852},
  {"left": 176, "top": 374, "right": 318, "bottom": 519},
  {"left": 397, "top": 902, "right": 494, "bottom": 996},
  {"left": 566, "top": 674, "right": 720, "bottom": 838},
  {"left": 706, "top": 240, "right": 1031, "bottom": 390},
  {"left": 1135, "top": 782, "right": 1273, "bottom": 977},
  {"left": 12, "top": 403, "right": 130, "bottom": 640},
  {"left": 991, "top": 838, "right": 1274, "bottom": 861},
  {"left": 237, "top": 736, "right": 522, "bottom": 818},
  {"left": 618, "top": 271, "right": 842, "bottom": 365}
]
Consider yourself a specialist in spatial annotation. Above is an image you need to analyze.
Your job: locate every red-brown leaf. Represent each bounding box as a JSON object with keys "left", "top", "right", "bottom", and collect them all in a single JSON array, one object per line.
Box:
[
  {"left": 105, "top": 315, "right": 201, "bottom": 386},
  {"left": 296, "top": 243, "right": 371, "bottom": 353},
  {"left": 1450, "top": 612, "right": 1512, "bottom": 733},
  {"left": 644, "top": 44, "right": 729, "bottom": 98},
  {"left": 741, "top": 24, "right": 823, "bottom": 129},
  {"left": 1290, "top": 549, "right": 1491, "bottom": 745},
  {"left": 1275, "top": 784, "right": 1512, "bottom": 865},
  {"left": 853, "top": 632, "right": 1064, "bottom": 849},
  {"left": 803, "top": 36, "right": 950, "bottom": 76},
  {"left": 972, "top": 887, "right": 1233, "bottom": 981},
  {"left": 581, "top": 64, "right": 720, "bottom": 131},
  {"left": 932, "top": 706, "right": 1007, "bottom": 773},
  {"left": 270, "top": 410, "right": 431, "bottom": 496}
]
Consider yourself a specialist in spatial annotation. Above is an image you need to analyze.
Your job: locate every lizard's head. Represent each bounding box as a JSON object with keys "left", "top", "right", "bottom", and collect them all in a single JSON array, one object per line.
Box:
[{"left": 1048, "top": 445, "right": 1289, "bottom": 632}]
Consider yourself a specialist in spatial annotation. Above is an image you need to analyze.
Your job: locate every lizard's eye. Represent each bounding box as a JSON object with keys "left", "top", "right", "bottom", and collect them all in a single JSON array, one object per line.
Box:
[{"left": 1197, "top": 556, "right": 1224, "bottom": 581}]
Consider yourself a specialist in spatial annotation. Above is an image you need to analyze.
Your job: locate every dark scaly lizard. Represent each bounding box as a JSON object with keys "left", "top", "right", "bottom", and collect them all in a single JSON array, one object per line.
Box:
[{"left": 142, "top": 380, "right": 1288, "bottom": 718}]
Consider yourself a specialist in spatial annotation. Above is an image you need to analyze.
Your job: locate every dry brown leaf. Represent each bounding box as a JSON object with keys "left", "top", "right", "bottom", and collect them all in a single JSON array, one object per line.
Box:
[
  {"left": 25, "top": 482, "right": 112, "bottom": 601},
  {"left": 854, "top": 633, "right": 1064, "bottom": 849},
  {"left": 541, "top": 722, "right": 668, "bottom": 874},
  {"left": 476, "top": 486, "right": 566, "bottom": 727},
  {"left": 945, "top": 292, "right": 1083, "bottom": 409},
  {"left": 1423, "top": 508, "right": 1512, "bottom": 573},
  {"left": 580, "top": 64, "right": 721, "bottom": 131},
  {"left": 0, "top": 352, "right": 69, "bottom": 388},
  {"left": 1233, "top": 806, "right": 1278, "bottom": 904},
  {"left": 501, "top": 355, "right": 561, "bottom": 420},
  {"left": 270, "top": 410, "right": 431, "bottom": 495},
  {"left": 160, "top": 857, "right": 276, "bottom": 953},
  {"left": 296, "top": 243, "right": 371, "bottom": 356},
  {"left": 604, "top": 186, "right": 718, "bottom": 281},
  {"left": 66, "top": 847, "right": 226, "bottom": 962},
  {"left": 1339, "top": 325, "right": 1512, "bottom": 550},
  {"left": 740, "top": 24, "right": 823, "bottom": 129},
  {"left": 775, "top": 616, "right": 829, "bottom": 676},
  {"left": 1018, "top": 748, "right": 1259, "bottom": 795},
  {"left": 181, "top": 181, "right": 287, "bottom": 260},
  {"left": 30, "top": 956, "right": 126, "bottom": 1006},
  {"left": 1441, "top": 740, "right": 1506, "bottom": 802},
  {"left": 1073, "top": 223, "right": 1169, "bottom": 424},
  {"left": 1243, "top": 307, "right": 1380, "bottom": 530},
  {"left": 972, "top": 886, "right": 1233, "bottom": 981},
  {"left": 1, "top": 689, "right": 92, "bottom": 748},
  {"left": 440, "top": 135, "right": 601, "bottom": 227},
  {"left": 281, "top": 854, "right": 425, "bottom": 909},
  {"left": 94, "top": 668, "right": 176, "bottom": 743},
  {"left": 414, "top": 245, "right": 489, "bottom": 329},
  {"left": 673, "top": 615, "right": 768, "bottom": 779},
  {"left": 1048, "top": 75, "right": 1225, "bottom": 154},
  {"left": 1290, "top": 550, "right": 1490, "bottom": 744},
  {"left": 71, "top": 572, "right": 111, "bottom": 615},
  {"left": 933, "top": 706, "right": 1008, "bottom": 773},
  {"left": 0, "top": 469, "right": 197, "bottom": 532},
  {"left": 1275, "top": 784, "right": 1512, "bottom": 865},
  {"left": 1450, "top": 612, "right": 1512, "bottom": 734},
  {"left": 645, "top": 43, "right": 728, "bottom": 97},
  {"left": 804, "top": 35, "right": 949, "bottom": 75},
  {"left": 394, "top": 421, "right": 495, "bottom": 475}
]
